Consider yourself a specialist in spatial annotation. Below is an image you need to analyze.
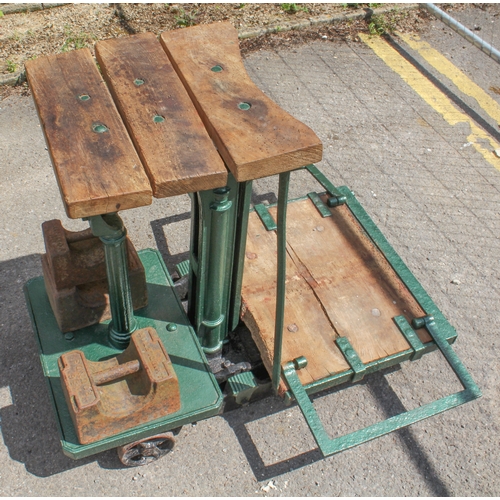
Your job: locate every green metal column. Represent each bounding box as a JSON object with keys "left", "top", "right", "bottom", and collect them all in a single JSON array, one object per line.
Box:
[
  {"left": 88, "top": 213, "right": 137, "bottom": 349},
  {"left": 201, "top": 186, "right": 233, "bottom": 353},
  {"left": 189, "top": 176, "right": 238, "bottom": 353},
  {"left": 272, "top": 172, "right": 291, "bottom": 393},
  {"left": 188, "top": 174, "right": 254, "bottom": 353},
  {"left": 228, "top": 180, "right": 253, "bottom": 332}
]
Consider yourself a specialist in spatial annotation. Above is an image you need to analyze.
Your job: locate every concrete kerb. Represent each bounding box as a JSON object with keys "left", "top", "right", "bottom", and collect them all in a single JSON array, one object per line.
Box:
[
  {"left": 0, "top": 3, "right": 67, "bottom": 15},
  {"left": 0, "top": 3, "right": 420, "bottom": 87}
]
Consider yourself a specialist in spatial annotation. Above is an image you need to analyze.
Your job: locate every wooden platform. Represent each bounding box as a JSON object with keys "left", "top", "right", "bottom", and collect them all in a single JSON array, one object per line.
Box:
[
  {"left": 26, "top": 24, "right": 322, "bottom": 218},
  {"left": 241, "top": 196, "right": 431, "bottom": 393}
]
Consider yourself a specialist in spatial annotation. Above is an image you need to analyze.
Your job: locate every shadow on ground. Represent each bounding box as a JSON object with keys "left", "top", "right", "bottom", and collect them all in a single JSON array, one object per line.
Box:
[{"left": 222, "top": 368, "right": 452, "bottom": 495}]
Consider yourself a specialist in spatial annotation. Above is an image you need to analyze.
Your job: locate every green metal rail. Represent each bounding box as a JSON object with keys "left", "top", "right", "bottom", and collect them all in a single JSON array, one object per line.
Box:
[{"left": 282, "top": 314, "right": 481, "bottom": 457}]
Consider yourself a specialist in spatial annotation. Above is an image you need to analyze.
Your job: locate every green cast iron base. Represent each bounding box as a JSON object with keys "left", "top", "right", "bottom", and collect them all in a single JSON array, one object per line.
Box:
[{"left": 24, "top": 249, "right": 223, "bottom": 460}]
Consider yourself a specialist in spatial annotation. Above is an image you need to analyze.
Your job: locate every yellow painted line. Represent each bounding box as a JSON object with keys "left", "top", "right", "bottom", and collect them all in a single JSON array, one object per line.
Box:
[
  {"left": 359, "top": 33, "right": 500, "bottom": 172},
  {"left": 399, "top": 32, "right": 500, "bottom": 127}
]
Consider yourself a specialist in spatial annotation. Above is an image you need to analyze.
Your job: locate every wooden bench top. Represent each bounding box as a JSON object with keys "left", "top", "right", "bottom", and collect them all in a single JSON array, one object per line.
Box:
[
  {"left": 26, "top": 49, "right": 153, "bottom": 219},
  {"left": 160, "top": 22, "right": 323, "bottom": 182},
  {"left": 95, "top": 33, "right": 227, "bottom": 198},
  {"left": 27, "top": 24, "right": 324, "bottom": 218}
]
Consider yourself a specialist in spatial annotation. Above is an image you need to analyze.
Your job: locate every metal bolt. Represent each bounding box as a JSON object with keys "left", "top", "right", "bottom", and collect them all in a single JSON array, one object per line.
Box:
[
  {"left": 293, "top": 356, "right": 308, "bottom": 370},
  {"left": 238, "top": 102, "right": 251, "bottom": 110},
  {"left": 287, "top": 323, "right": 299, "bottom": 333},
  {"left": 92, "top": 123, "right": 108, "bottom": 133},
  {"left": 166, "top": 323, "right": 177, "bottom": 332},
  {"left": 65, "top": 332, "right": 74, "bottom": 341}
]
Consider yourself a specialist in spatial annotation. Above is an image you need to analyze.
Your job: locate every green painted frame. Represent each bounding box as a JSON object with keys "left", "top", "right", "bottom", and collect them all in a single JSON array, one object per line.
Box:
[{"left": 270, "top": 167, "right": 482, "bottom": 456}]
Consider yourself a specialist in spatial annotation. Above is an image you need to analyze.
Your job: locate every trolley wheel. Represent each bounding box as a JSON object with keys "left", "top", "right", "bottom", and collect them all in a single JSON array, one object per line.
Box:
[{"left": 117, "top": 432, "right": 175, "bottom": 467}]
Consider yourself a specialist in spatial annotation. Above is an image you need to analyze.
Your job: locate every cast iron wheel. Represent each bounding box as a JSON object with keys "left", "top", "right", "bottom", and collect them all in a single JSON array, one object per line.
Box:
[{"left": 117, "top": 432, "right": 175, "bottom": 467}]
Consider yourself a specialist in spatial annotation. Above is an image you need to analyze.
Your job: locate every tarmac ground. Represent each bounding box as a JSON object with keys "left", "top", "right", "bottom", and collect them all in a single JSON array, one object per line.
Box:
[{"left": 0, "top": 5, "right": 499, "bottom": 496}]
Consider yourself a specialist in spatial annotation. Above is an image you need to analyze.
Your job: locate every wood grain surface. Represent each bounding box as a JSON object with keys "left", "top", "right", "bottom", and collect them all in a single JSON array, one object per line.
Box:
[
  {"left": 160, "top": 22, "right": 323, "bottom": 182},
  {"left": 95, "top": 33, "right": 227, "bottom": 198},
  {"left": 241, "top": 198, "right": 429, "bottom": 389},
  {"left": 26, "top": 49, "right": 152, "bottom": 219}
]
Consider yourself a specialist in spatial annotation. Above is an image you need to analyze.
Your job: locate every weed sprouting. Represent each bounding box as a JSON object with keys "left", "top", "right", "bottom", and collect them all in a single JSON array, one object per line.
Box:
[
  {"left": 281, "top": 3, "right": 308, "bottom": 14},
  {"left": 6, "top": 60, "right": 17, "bottom": 73},
  {"left": 175, "top": 8, "right": 198, "bottom": 27}
]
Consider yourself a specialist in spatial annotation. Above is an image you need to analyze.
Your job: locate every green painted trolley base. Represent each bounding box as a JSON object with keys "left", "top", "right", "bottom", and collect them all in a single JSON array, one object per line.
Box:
[{"left": 24, "top": 249, "right": 223, "bottom": 460}]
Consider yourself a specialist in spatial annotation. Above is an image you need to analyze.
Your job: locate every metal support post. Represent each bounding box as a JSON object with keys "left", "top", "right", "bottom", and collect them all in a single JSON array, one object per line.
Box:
[
  {"left": 87, "top": 213, "right": 137, "bottom": 349},
  {"left": 201, "top": 186, "right": 233, "bottom": 353},
  {"left": 272, "top": 171, "right": 291, "bottom": 393},
  {"left": 228, "top": 180, "right": 253, "bottom": 332},
  {"left": 189, "top": 176, "right": 241, "bottom": 354}
]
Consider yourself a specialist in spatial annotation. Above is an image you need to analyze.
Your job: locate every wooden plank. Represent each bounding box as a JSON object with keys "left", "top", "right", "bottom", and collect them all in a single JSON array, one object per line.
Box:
[
  {"left": 95, "top": 33, "right": 228, "bottom": 198},
  {"left": 26, "top": 49, "right": 152, "bottom": 219},
  {"left": 160, "top": 22, "right": 323, "bottom": 182},
  {"left": 272, "top": 200, "right": 431, "bottom": 362},
  {"left": 241, "top": 198, "right": 430, "bottom": 389},
  {"left": 242, "top": 210, "right": 350, "bottom": 391}
]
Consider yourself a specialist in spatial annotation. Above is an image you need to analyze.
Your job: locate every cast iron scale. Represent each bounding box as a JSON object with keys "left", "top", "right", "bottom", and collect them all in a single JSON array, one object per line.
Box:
[{"left": 23, "top": 23, "right": 480, "bottom": 467}]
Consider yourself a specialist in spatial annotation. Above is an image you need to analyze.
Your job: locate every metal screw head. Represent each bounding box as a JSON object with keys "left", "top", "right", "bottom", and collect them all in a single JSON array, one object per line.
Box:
[
  {"left": 166, "top": 323, "right": 177, "bottom": 332},
  {"left": 65, "top": 332, "right": 74, "bottom": 341},
  {"left": 287, "top": 323, "right": 299, "bottom": 333},
  {"left": 238, "top": 102, "right": 251, "bottom": 110},
  {"left": 92, "top": 123, "right": 108, "bottom": 133}
]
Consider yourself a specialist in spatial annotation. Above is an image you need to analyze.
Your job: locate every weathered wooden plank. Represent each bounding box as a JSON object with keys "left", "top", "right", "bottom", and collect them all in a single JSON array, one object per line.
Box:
[
  {"left": 241, "top": 198, "right": 430, "bottom": 389},
  {"left": 160, "top": 22, "right": 323, "bottom": 182},
  {"left": 276, "top": 200, "right": 430, "bottom": 362},
  {"left": 26, "top": 49, "right": 152, "bottom": 219},
  {"left": 95, "top": 33, "right": 227, "bottom": 198},
  {"left": 241, "top": 210, "right": 350, "bottom": 390}
]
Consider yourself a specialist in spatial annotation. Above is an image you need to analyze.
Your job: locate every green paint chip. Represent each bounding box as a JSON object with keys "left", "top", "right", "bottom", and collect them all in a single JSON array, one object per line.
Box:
[
  {"left": 153, "top": 115, "right": 165, "bottom": 123},
  {"left": 211, "top": 65, "right": 223, "bottom": 72}
]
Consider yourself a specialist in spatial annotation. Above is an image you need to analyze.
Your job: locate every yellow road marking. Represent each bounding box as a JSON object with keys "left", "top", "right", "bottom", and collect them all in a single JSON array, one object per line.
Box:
[
  {"left": 399, "top": 32, "right": 500, "bottom": 127},
  {"left": 359, "top": 33, "right": 500, "bottom": 172}
]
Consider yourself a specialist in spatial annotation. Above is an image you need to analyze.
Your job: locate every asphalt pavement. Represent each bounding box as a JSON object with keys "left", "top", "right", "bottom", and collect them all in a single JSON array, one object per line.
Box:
[{"left": 0, "top": 5, "right": 499, "bottom": 496}]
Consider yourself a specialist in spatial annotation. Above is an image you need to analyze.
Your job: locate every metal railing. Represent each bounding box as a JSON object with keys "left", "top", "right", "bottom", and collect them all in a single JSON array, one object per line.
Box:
[{"left": 423, "top": 3, "right": 500, "bottom": 65}]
